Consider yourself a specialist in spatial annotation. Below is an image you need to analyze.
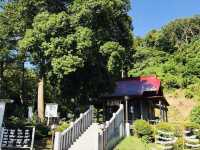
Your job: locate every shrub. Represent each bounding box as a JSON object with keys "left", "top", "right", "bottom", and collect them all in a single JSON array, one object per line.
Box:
[
  {"left": 141, "top": 135, "right": 152, "bottom": 144},
  {"left": 184, "top": 122, "right": 200, "bottom": 139},
  {"left": 164, "top": 74, "right": 181, "bottom": 89},
  {"left": 174, "top": 137, "right": 184, "bottom": 150},
  {"left": 172, "top": 124, "right": 183, "bottom": 138},
  {"left": 35, "top": 123, "right": 50, "bottom": 139},
  {"left": 6, "top": 116, "right": 27, "bottom": 127},
  {"left": 133, "top": 120, "right": 152, "bottom": 137},
  {"left": 185, "top": 89, "right": 194, "bottom": 99},
  {"left": 55, "top": 122, "right": 69, "bottom": 132},
  {"left": 155, "top": 122, "right": 175, "bottom": 133},
  {"left": 190, "top": 106, "right": 200, "bottom": 124},
  {"left": 184, "top": 122, "right": 200, "bottom": 131}
]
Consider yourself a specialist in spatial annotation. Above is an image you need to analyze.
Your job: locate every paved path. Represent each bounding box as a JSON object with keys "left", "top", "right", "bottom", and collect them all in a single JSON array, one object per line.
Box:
[{"left": 69, "top": 123, "right": 99, "bottom": 150}]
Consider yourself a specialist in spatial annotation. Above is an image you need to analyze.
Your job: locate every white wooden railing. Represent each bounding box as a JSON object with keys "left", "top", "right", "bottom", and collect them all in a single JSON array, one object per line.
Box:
[
  {"left": 98, "top": 104, "right": 125, "bottom": 150},
  {"left": 54, "top": 106, "right": 93, "bottom": 150},
  {"left": 0, "top": 127, "right": 3, "bottom": 149}
]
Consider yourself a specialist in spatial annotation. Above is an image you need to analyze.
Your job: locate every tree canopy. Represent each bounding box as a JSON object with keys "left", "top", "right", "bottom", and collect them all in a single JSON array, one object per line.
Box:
[
  {"left": 0, "top": 0, "right": 133, "bottom": 119},
  {"left": 130, "top": 15, "right": 200, "bottom": 99}
]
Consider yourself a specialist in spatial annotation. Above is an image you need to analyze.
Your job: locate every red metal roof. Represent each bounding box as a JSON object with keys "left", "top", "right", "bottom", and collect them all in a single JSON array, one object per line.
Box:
[{"left": 108, "top": 75, "right": 161, "bottom": 97}]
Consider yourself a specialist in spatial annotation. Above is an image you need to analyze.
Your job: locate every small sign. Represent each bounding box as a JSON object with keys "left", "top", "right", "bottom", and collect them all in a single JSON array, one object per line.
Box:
[
  {"left": 0, "top": 127, "right": 35, "bottom": 150},
  {"left": 45, "top": 103, "right": 58, "bottom": 118}
]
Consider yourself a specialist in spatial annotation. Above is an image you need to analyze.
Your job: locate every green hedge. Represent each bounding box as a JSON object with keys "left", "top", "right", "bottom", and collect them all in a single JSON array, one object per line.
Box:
[{"left": 133, "top": 120, "right": 153, "bottom": 137}]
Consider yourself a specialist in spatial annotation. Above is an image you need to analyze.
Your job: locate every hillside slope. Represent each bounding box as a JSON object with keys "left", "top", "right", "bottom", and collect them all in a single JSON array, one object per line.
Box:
[{"left": 165, "top": 90, "right": 197, "bottom": 122}]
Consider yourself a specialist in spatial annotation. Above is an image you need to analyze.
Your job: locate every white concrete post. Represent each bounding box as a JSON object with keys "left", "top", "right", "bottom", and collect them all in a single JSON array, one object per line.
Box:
[
  {"left": 54, "top": 132, "right": 61, "bottom": 150},
  {"left": 125, "top": 123, "right": 130, "bottom": 136},
  {"left": 28, "top": 106, "right": 33, "bottom": 119},
  {"left": 0, "top": 102, "right": 5, "bottom": 128},
  {"left": 124, "top": 96, "right": 130, "bottom": 136}
]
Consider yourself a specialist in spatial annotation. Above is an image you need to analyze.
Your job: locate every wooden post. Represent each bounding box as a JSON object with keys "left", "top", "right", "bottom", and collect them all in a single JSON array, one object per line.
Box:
[
  {"left": 159, "top": 100, "right": 162, "bottom": 122},
  {"left": 125, "top": 96, "right": 129, "bottom": 123},
  {"left": 103, "top": 102, "right": 106, "bottom": 122},
  {"left": 140, "top": 101, "right": 143, "bottom": 119},
  {"left": 163, "top": 109, "right": 165, "bottom": 122},
  {"left": 165, "top": 105, "right": 168, "bottom": 122}
]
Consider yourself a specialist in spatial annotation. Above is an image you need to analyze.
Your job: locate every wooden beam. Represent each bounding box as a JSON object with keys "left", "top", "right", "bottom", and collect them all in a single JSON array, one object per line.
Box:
[{"left": 154, "top": 104, "right": 168, "bottom": 111}]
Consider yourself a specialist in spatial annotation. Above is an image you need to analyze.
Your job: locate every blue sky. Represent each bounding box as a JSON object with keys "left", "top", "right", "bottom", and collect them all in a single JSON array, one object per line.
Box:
[{"left": 129, "top": 0, "right": 200, "bottom": 37}]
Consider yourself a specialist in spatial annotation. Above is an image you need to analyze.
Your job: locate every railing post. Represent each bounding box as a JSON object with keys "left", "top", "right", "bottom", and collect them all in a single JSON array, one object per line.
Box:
[
  {"left": 54, "top": 132, "right": 61, "bottom": 150},
  {"left": 91, "top": 105, "right": 94, "bottom": 124},
  {"left": 70, "top": 122, "right": 74, "bottom": 143},
  {"left": 98, "top": 131, "right": 103, "bottom": 150}
]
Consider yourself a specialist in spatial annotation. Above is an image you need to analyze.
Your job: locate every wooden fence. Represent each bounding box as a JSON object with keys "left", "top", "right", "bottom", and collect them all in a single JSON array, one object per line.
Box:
[
  {"left": 98, "top": 104, "right": 125, "bottom": 150},
  {"left": 54, "top": 106, "right": 93, "bottom": 150}
]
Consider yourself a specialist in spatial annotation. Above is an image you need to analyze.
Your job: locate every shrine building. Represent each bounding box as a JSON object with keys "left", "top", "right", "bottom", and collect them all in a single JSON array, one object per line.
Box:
[{"left": 100, "top": 75, "right": 169, "bottom": 124}]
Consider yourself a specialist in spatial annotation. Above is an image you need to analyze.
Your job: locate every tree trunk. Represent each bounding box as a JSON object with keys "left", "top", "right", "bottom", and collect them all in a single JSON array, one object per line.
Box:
[
  {"left": 20, "top": 61, "right": 25, "bottom": 104},
  {"left": 0, "top": 61, "right": 4, "bottom": 98},
  {"left": 37, "top": 75, "right": 44, "bottom": 122}
]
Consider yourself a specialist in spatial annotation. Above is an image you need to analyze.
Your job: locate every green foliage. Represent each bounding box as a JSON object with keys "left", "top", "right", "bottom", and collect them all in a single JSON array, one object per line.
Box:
[
  {"left": 190, "top": 106, "right": 200, "bottom": 124},
  {"left": 0, "top": 0, "right": 133, "bottom": 117},
  {"left": 184, "top": 122, "right": 200, "bottom": 130},
  {"left": 16, "top": 0, "right": 133, "bottom": 105},
  {"left": 184, "top": 89, "right": 194, "bottom": 99},
  {"left": 130, "top": 35, "right": 200, "bottom": 101},
  {"left": 55, "top": 121, "right": 70, "bottom": 132},
  {"left": 141, "top": 135, "right": 152, "bottom": 144},
  {"left": 130, "top": 16, "right": 200, "bottom": 103},
  {"left": 184, "top": 122, "right": 200, "bottom": 139},
  {"left": 100, "top": 42, "right": 126, "bottom": 75},
  {"left": 133, "top": 120, "right": 153, "bottom": 137},
  {"left": 114, "top": 136, "right": 151, "bottom": 150},
  {"left": 173, "top": 124, "right": 184, "bottom": 138},
  {"left": 140, "top": 16, "right": 200, "bottom": 53},
  {"left": 155, "top": 122, "right": 175, "bottom": 132},
  {"left": 6, "top": 116, "right": 28, "bottom": 127},
  {"left": 5, "top": 115, "right": 50, "bottom": 139},
  {"left": 174, "top": 137, "right": 184, "bottom": 150},
  {"left": 35, "top": 123, "right": 50, "bottom": 139}
]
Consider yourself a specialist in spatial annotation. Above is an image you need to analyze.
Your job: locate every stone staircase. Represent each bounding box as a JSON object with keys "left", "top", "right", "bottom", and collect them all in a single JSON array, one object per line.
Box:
[{"left": 68, "top": 123, "right": 99, "bottom": 150}]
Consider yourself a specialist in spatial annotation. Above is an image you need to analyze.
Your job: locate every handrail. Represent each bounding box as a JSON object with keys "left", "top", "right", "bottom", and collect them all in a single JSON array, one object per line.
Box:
[
  {"left": 98, "top": 104, "right": 125, "bottom": 150},
  {"left": 54, "top": 106, "right": 93, "bottom": 150}
]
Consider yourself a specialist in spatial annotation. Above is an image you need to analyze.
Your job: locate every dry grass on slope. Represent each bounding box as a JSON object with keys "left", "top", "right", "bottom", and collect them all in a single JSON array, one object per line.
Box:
[{"left": 165, "top": 90, "right": 197, "bottom": 122}]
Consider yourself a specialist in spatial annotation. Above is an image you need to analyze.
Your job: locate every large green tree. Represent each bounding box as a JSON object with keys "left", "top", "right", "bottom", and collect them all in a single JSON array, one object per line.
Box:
[
  {"left": 17, "top": 0, "right": 133, "bottom": 119},
  {"left": 1, "top": 0, "right": 72, "bottom": 120}
]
